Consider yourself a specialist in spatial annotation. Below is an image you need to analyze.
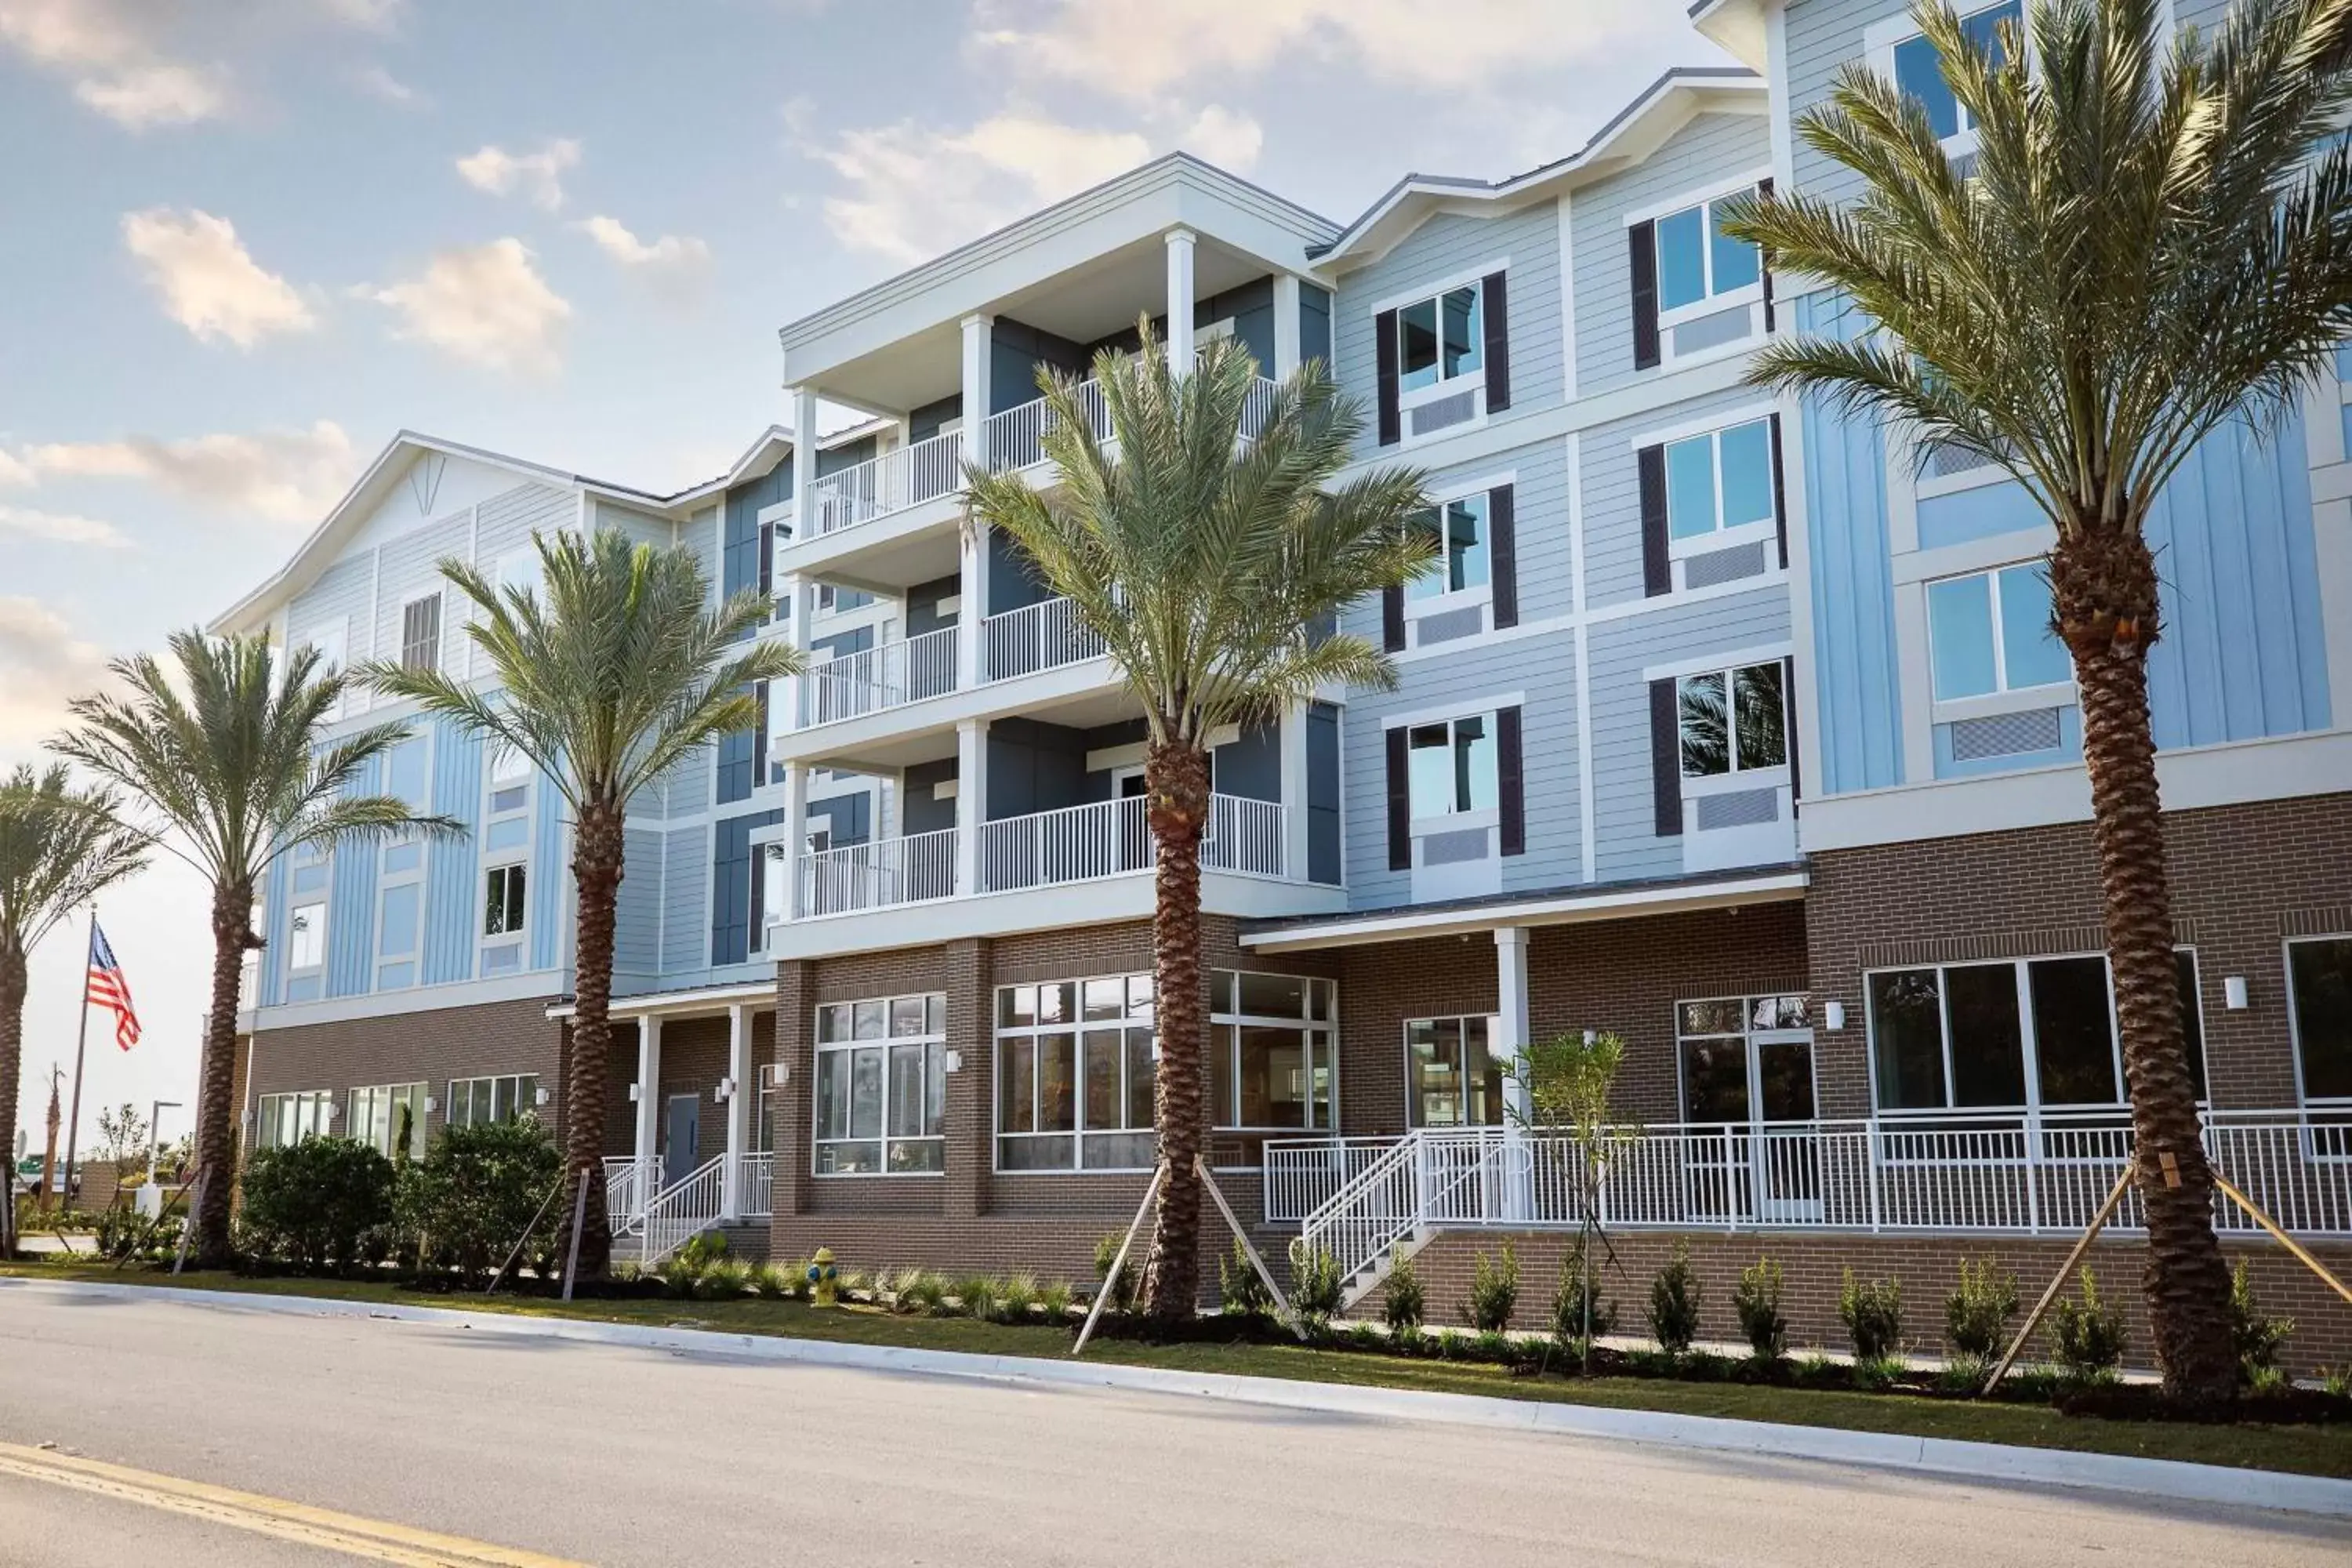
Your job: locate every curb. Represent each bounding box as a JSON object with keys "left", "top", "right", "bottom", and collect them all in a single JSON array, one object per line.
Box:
[{"left": 10, "top": 1275, "right": 2348, "bottom": 1519}]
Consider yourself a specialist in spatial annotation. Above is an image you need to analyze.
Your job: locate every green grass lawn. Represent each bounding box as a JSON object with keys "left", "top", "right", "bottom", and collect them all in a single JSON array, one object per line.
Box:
[{"left": 8, "top": 1258, "right": 2347, "bottom": 1480}]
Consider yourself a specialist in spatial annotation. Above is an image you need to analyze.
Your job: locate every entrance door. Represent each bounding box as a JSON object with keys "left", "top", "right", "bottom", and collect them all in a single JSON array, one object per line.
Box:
[
  {"left": 663, "top": 1094, "right": 700, "bottom": 1186},
  {"left": 1676, "top": 996, "right": 1819, "bottom": 1221},
  {"left": 1113, "top": 768, "right": 1149, "bottom": 872}
]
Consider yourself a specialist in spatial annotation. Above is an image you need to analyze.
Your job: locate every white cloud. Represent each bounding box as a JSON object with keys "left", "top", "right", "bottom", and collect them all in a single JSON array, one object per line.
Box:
[
  {"left": 351, "top": 62, "right": 423, "bottom": 107},
  {"left": 12, "top": 420, "right": 357, "bottom": 524},
  {"left": 363, "top": 239, "right": 570, "bottom": 375},
  {"left": 0, "top": 448, "right": 30, "bottom": 488},
  {"left": 456, "top": 139, "right": 581, "bottom": 212},
  {"left": 73, "top": 60, "right": 229, "bottom": 128},
  {"left": 1178, "top": 105, "right": 1262, "bottom": 171},
  {"left": 0, "top": 1, "right": 230, "bottom": 128},
  {"left": 0, "top": 598, "right": 110, "bottom": 757},
  {"left": 0, "top": 505, "right": 129, "bottom": 548},
  {"left": 121, "top": 208, "right": 317, "bottom": 349},
  {"left": 576, "top": 216, "right": 713, "bottom": 305},
  {"left": 811, "top": 112, "right": 1151, "bottom": 264}
]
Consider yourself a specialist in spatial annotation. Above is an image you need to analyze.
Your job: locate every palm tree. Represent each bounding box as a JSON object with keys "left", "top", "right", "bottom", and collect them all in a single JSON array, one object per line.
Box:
[
  {"left": 54, "top": 632, "right": 452, "bottom": 1265},
  {"left": 366, "top": 527, "right": 800, "bottom": 1281},
  {"left": 0, "top": 766, "right": 148, "bottom": 1255},
  {"left": 965, "top": 325, "right": 1432, "bottom": 1322},
  {"left": 1722, "top": 0, "right": 2352, "bottom": 1399}
]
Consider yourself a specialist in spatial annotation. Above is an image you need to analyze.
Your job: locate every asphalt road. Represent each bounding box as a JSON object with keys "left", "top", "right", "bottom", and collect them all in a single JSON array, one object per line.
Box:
[{"left": 0, "top": 1287, "right": 2344, "bottom": 1566}]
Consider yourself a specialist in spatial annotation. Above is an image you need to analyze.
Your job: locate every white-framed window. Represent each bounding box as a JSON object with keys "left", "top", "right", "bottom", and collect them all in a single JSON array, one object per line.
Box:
[
  {"left": 1927, "top": 562, "right": 2072, "bottom": 702},
  {"left": 757, "top": 1062, "right": 779, "bottom": 1154},
  {"left": 375, "top": 735, "right": 429, "bottom": 992},
  {"left": 1406, "top": 1014, "right": 1502, "bottom": 1128},
  {"left": 1867, "top": 949, "right": 2205, "bottom": 1112},
  {"left": 295, "top": 619, "right": 348, "bottom": 720},
  {"left": 996, "top": 975, "right": 1156, "bottom": 1172},
  {"left": 1208, "top": 971, "right": 1337, "bottom": 1134},
  {"left": 1870, "top": 0, "right": 2022, "bottom": 157},
  {"left": 2288, "top": 935, "right": 2352, "bottom": 1105},
  {"left": 480, "top": 742, "right": 531, "bottom": 976},
  {"left": 347, "top": 1082, "right": 428, "bottom": 1160},
  {"left": 400, "top": 593, "right": 441, "bottom": 672},
  {"left": 1395, "top": 282, "right": 1483, "bottom": 396},
  {"left": 815, "top": 992, "right": 947, "bottom": 1174},
  {"left": 287, "top": 900, "right": 326, "bottom": 971},
  {"left": 1406, "top": 713, "right": 1497, "bottom": 820},
  {"left": 1405, "top": 493, "right": 1492, "bottom": 603},
  {"left": 1679, "top": 662, "right": 1788, "bottom": 779},
  {"left": 256, "top": 1090, "right": 332, "bottom": 1149},
  {"left": 447, "top": 1073, "right": 539, "bottom": 1128},
  {"left": 1665, "top": 419, "right": 1776, "bottom": 551},
  {"left": 483, "top": 865, "right": 526, "bottom": 938},
  {"left": 1654, "top": 193, "right": 1763, "bottom": 321}
]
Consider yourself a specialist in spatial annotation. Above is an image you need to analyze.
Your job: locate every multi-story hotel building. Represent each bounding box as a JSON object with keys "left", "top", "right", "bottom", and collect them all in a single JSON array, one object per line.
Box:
[{"left": 216, "top": 0, "right": 2352, "bottom": 1353}]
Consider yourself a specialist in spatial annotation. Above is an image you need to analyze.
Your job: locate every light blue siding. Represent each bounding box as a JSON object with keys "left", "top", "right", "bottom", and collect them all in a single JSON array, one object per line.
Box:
[
  {"left": 421, "top": 719, "right": 481, "bottom": 985},
  {"left": 259, "top": 846, "right": 290, "bottom": 1004},
  {"left": 660, "top": 825, "right": 706, "bottom": 973},
  {"left": 1916, "top": 479, "right": 2040, "bottom": 550},
  {"left": 325, "top": 757, "right": 379, "bottom": 999},
  {"left": 528, "top": 769, "right": 568, "bottom": 971},
  {"left": 616, "top": 829, "right": 662, "bottom": 982}
]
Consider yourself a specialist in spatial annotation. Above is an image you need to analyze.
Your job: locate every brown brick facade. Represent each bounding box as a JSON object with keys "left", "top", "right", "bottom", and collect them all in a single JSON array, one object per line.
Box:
[{"left": 244, "top": 996, "right": 565, "bottom": 1149}]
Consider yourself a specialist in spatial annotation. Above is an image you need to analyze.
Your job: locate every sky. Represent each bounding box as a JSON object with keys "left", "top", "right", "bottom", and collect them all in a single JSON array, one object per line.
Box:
[{"left": 0, "top": 0, "right": 1724, "bottom": 1156}]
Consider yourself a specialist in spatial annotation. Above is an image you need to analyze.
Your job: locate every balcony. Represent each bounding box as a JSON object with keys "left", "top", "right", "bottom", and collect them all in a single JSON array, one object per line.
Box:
[{"left": 789, "top": 594, "right": 1110, "bottom": 735}]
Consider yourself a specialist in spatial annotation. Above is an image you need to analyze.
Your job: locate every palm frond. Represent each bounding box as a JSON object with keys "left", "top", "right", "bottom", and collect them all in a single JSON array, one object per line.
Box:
[{"left": 0, "top": 765, "right": 151, "bottom": 956}]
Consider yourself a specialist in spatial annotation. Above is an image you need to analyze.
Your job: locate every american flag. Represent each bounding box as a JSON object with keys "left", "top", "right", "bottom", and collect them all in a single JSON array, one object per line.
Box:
[{"left": 87, "top": 921, "right": 141, "bottom": 1051}]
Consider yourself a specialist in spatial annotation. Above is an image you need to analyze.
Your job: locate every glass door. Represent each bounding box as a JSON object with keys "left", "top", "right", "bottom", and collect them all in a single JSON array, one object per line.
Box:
[{"left": 1676, "top": 996, "right": 1818, "bottom": 1221}]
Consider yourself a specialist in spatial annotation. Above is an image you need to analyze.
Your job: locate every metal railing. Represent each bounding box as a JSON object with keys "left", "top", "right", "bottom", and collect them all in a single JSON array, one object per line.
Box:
[
  {"left": 800, "top": 624, "right": 960, "bottom": 725},
  {"left": 980, "top": 379, "right": 1110, "bottom": 473},
  {"left": 800, "top": 429, "right": 965, "bottom": 538},
  {"left": 1201, "top": 793, "right": 1287, "bottom": 880},
  {"left": 637, "top": 1153, "right": 727, "bottom": 1265},
  {"left": 733, "top": 1152, "right": 775, "bottom": 1220},
  {"left": 1263, "top": 1137, "right": 1409, "bottom": 1223},
  {"left": 800, "top": 826, "right": 958, "bottom": 916},
  {"left": 979, "top": 795, "right": 1152, "bottom": 893},
  {"left": 981, "top": 595, "right": 1106, "bottom": 682},
  {"left": 602, "top": 1154, "right": 662, "bottom": 1236}
]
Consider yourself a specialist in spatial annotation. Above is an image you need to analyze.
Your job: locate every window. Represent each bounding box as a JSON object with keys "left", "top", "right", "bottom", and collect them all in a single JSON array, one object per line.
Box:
[
  {"left": 1678, "top": 995, "right": 1815, "bottom": 1124},
  {"left": 1679, "top": 662, "right": 1788, "bottom": 779},
  {"left": 1891, "top": 1, "right": 2020, "bottom": 147},
  {"left": 1407, "top": 1015, "right": 1503, "bottom": 1127},
  {"left": 1928, "top": 563, "right": 2071, "bottom": 701},
  {"left": 400, "top": 594, "right": 441, "bottom": 672},
  {"left": 487, "top": 742, "right": 531, "bottom": 818},
  {"left": 1405, "top": 495, "right": 1491, "bottom": 602},
  {"left": 483, "top": 865, "right": 526, "bottom": 937},
  {"left": 996, "top": 975, "right": 1156, "bottom": 1171},
  {"left": 1655, "top": 195, "right": 1762, "bottom": 315},
  {"left": 1664, "top": 419, "right": 1775, "bottom": 544},
  {"left": 1406, "top": 715, "right": 1497, "bottom": 818},
  {"left": 2289, "top": 936, "right": 2352, "bottom": 1102},
  {"left": 1396, "top": 285, "right": 1483, "bottom": 394},
  {"left": 347, "top": 1082, "right": 427, "bottom": 1160},
  {"left": 447, "top": 1074, "right": 539, "bottom": 1128},
  {"left": 757, "top": 1063, "right": 779, "bottom": 1154},
  {"left": 288, "top": 902, "right": 326, "bottom": 971},
  {"left": 1209, "top": 971, "right": 1337, "bottom": 1134},
  {"left": 1867, "top": 951, "right": 2205, "bottom": 1111},
  {"left": 256, "top": 1091, "right": 332, "bottom": 1149},
  {"left": 815, "top": 993, "right": 946, "bottom": 1174}
]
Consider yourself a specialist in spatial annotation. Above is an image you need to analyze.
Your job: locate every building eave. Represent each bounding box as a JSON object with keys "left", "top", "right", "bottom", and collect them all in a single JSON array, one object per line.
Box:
[
  {"left": 1238, "top": 866, "right": 1808, "bottom": 953},
  {"left": 1690, "top": 0, "right": 1771, "bottom": 71}
]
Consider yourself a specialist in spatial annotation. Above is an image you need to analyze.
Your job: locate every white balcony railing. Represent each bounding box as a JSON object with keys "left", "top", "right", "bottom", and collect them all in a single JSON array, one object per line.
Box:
[
  {"left": 800, "top": 624, "right": 960, "bottom": 725},
  {"left": 800, "top": 826, "right": 958, "bottom": 916},
  {"left": 979, "top": 794, "right": 1151, "bottom": 892},
  {"left": 981, "top": 595, "right": 1106, "bottom": 682},
  {"left": 800, "top": 428, "right": 966, "bottom": 539},
  {"left": 980, "top": 378, "right": 1110, "bottom": 473},
  {"left": 1202, "top": 793, "right": 1287, "bottom": 880}
]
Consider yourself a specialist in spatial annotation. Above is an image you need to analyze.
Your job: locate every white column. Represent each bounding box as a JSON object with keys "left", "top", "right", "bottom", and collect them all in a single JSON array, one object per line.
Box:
[
  {"left": 954, "top": 717, "right": 989, "bottom": 896},
  {"left": 782, "top": 761, "right": 809, "bottom": 921},
  {"left": 960, "top": 313, "right": 993, "bottom": 452},
  {"left": 632, "top": 1014, "right": 663, "bottom": 1171},
  {"left": 1164, "top": 229, "right": 1196, "bottom": 376},
  {"left": 720, "top": 1004, "right": 753, "bottom": 1221},
  {"left": 1272, "top": 273, "right": 1303, "bottom": 380},
  {"left": 789, "top": 385, "right": 818, "bottom": 535},
  {"left": 1494, "top": 927, "right": 1533, "bottom": 1222},
  {"left": 1278, "top": 699, "right": 1312, "bottom": 881},
  {"left": 779, "top": 572, "right": 814, "bottom": 732}
]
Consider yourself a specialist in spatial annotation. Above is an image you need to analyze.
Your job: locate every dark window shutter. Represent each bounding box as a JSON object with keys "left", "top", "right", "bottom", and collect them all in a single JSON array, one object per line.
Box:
[
  {"left": 1481, "top": 270, "right": 1511, "bottom": 413},
  {"left": 755, "top": 682, "right": 771, "bottom": 783},
  {"left": 1769, "top": 411, "right": 1790, "bottom": 572},
  {"left": 1385, "top": 726, "right": 1412, "bottom": 871},
  {"left": 1488, "top": 484, "right": 1518, "bottom": 630},
  {"left": 1381, "top": 585, "right": 1406, "bottom": 652},
  {"left": 1374, "top": 307, "right": 1401, "bottom": 445},
  {"left": 1783, "top": 655, "right": 1802, "bottom": 804},
  {"left": 1497, "top": 706, "right": 1525, "bottom": 857},
  {"left": 1638, "top": 443, "right": 1671, "bottom": 597},
  {"left": 1628, "top": 220, "right": 1661, "bottom": 370},
  {"left": 1650, "top": 679, "right": 1683, "bottom": 837},
  {"left": 1757, "top": 178, "right": 1776, "bottom": 335}
]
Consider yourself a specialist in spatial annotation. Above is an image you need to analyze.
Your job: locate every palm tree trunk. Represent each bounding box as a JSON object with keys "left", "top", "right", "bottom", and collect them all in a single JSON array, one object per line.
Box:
[
  {"left": 563, "top": 800, "right": 624, "bottom": 1283},
  {"left": 0, "top": 939, "right": 24, "bottom": 1258},
  {"left": 1142, "top": 738, "right": 1210, "bottom": 1324},
  {"left": 194, "top": 881, "right": 254, "bottom": 1267},
  {"left": 2052, "top": 524, "right": 2237, "bottom": 1402}
]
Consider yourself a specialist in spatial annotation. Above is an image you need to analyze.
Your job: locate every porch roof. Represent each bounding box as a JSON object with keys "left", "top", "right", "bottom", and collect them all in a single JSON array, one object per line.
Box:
[{"left": 1237, "top": 864, "right": 1806, "bottom": 953}]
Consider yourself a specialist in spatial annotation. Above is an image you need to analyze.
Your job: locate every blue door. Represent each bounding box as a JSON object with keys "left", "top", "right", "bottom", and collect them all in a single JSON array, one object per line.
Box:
[{"left": 663, "top": 1094, "right": 699, "bottom": 1186}]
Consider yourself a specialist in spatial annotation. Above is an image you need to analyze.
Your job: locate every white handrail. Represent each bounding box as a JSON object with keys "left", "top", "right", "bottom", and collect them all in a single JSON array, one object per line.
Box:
[
  {"left": 980, "top": 379, "right": 1109, "bottom": 473},
  {"left": 800, "top": 826, "right": 958, "bottom": 916},
  {"left": 801, "top": 428, "right": 965, "bottom": 537},
  {"left": 638, "top": 1153, "right": 728, "bottom": 1265},
  {"left": 1201, "top": 794, "right": 1287, "bottom": 880},
  {"left": 602, "top": 1154, "right": 660, "bottom": 1235},
  {"left": 734, "top": 1152, "right": 775, "bottom": 1219},
  {"left": 980, "top": 595, "right": 1105, "bottom": 682},
  {"left": 800, "top": 623, "right": 960, "bottom": 725},
  {"left": 979, "top": 795, "right": 1150, "bottom": 892}
]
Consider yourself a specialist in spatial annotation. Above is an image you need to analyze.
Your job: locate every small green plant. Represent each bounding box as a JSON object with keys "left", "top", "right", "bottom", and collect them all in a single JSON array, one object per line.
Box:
[
  {"left": 1037, "top": 1280, "right": 1073, "bottom": 1320},
  {"left": 1549, "top": 1242, "right": 1618, "bottom": 1352},
  {"left": 1850, "top": 1355, "right": 1904, "bottom": 1392},
  {"left": 1732, "top": 1255, "right": 1788, "bottom": 1361},
  {"left": 2049, "top": 1267, "right": 2126, "bottom": 1385},
  {"left": 695, "top": 1256, "right": 752, "bottom": 1300},
  {"left": 1793, "top": 1350, "right": 1838, "bottom": 1385},
  {"left": 895, "top": 1269, "right": 947, "bottom": 1314},
  {"left": 1219, "top": 1239, "right": 1274, "bottom": 1319},
  {"left": 1287, "top": 1240, "right": 1343, "bottom": 1330},
  {"left": 993, "top": 1272, "right": 1039, "bottom": 1323},
  {"left": 1093, "top": 1232, "right": 1138, "bottom": 1313},
  {"left": 1646, "top": 1243, "right": 1701, "bottom": 1355},
  {"left": 1470, "top": 1329, "right": 1514, "bottom": 1363},
  {"left": 750, "top": 1261, "right": 796, "bottom": 1301},
  {"left": 1937, "top": 1352, "right": 1990, "bottom": 1393},
  {"left": 1463, "top": 1243, "right": 1519, "bottom": 1333},
  {"left": 1838, "top": 1270, "right": 1903, "bottom": 1362},
  {"left": 954, "top": 1275, "right": 999, "bottom": 1321},
  {"left": 1347, "top": 1322, "right": 1383, "bottom": 1352},
  {"left": 2230, "top": 1262, "right": 2294, "bottom": 1385},
  {"left": 1944, "top": 1257, "right": 2018, "bottom": 1361},
  {"left": 1381, "top": 1247, "right": 1425, "bottom": 1331},
  {"left": 2319, "top": 1363, "right": 2351, "bottom": 1398}
]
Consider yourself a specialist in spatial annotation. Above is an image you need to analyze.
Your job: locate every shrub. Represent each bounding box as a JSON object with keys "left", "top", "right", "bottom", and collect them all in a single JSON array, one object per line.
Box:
[
  {"left": 1093, "top": 1232, "right": 1138, "bottom": 1313},
  {"left": 993, "top": 1272, "right": 1039, "bottom": 1323},
  {"left": 1381, "top": 1248, "right": 1425, "bottom": 1332},
  {"left": 2230, "top": 1262, "right": 2294, "bottom": 1384},
  {"left": 1462, "top": 1243, "right": 1519, "bottom": 1333},
  {"left": 892, "top": 1269, "right": 946, "bottom": 1315},
  {"left": 2049, "top": 1268, "right": 2125, "bottom": 1384},
  {"left": 695, "top": 1256, "right": 753, "bottom": 1300},
  {"left": 1937, "top": 1353, "right": 1990, "bottom": 1394},
  {"left": 1288, "top": 1240, "right": 1343, "bottom": 1329},
  {"left": 1550, "top": 1243, "right": 1618, "bottom": 1348},
  {"left": 394, "top": 1116, "right": 561, "bottom": 1287},
  {"left": 93, "top": 1206, "right": 177, "bottom": 1265},
  {"left": 239, "top": 1138, "right": 396, "bottom": 1272},
  {"left": 751, "top": 1262, "right": 797, "bottom": 1301},
  {"left": 1037, "top": 1280, "right": 1073, "bottom": 1320},
  {"left": 1219, "top": 1239, "right": 1274, "bottom": 1319},
  {"left": 1732, "top": 1255, "right": 1788, "bottom": 1361},
  {"left": 955, "top": 1275, "right": 1000, "bottom": 1321},
  {"left": 1850, "top": 1355, "right": 1903, "bottom": 1391},
  {"left": 1646, "top": 1243, "right": 1702, "bottom": 1355},
  {"left": 2321, "top": 1364, "right": 2350, "bottom": 1399},
  {"left": 1838, "top": 1270, "right": 1903, "bottom": 1362},
  {"left": 657, "top": 1232, "right": 730, "bottom": 1298},
  {"left": 1944, "top": 1257, "right": 2018, "bottom": 1361}
]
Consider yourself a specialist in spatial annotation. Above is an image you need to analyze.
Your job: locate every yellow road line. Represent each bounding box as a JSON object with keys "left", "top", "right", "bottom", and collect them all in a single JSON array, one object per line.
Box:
[{"left": 0, "top": 1440, "right": 589, "bottom": 1567}]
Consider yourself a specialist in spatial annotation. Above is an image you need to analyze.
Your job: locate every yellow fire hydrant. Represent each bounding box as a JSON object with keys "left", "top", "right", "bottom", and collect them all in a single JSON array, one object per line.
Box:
[{"left": 808, "top": 1247, "right": 839, "bottom": 1308}]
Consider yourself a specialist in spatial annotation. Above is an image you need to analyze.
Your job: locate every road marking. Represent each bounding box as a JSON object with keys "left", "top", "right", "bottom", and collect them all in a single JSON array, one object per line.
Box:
[{"left": 0, "top": 1441, "right": 588, "bottom": 1566}]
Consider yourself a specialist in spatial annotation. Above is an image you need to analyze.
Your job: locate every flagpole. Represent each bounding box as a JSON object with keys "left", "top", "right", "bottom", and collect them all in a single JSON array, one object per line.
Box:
[{"left": 60, "top": 905, "right": 94, "bottom": 1214}]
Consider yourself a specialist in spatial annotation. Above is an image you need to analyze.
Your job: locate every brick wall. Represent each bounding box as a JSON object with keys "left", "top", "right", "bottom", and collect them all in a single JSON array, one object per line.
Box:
[{"left": 245, "top": 996, "right": 564, "bottom": 1148}]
